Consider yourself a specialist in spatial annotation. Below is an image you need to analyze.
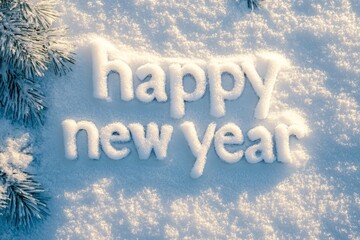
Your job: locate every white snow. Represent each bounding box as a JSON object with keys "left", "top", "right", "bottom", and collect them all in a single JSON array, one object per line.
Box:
[
  {"left": 208, "top": 62, "right": 245, "bottom": 118},
  {"left": 100, "top": 122, "right": 131, "bottom": 160},
  {"left": 90, "top": 37, "right": 286, "bottom": 119},
  {"left": 128, "top": 122, "right": 173, "bottom": 160},
  {"left": 0, "top": 133, "right": 32, "bottom": 170},
  {"left": 180, "top": 121, "right": 216, "bottom": 179},
  {"left": 52, "top": 168, "right": 357, "bottom": 239},
  {"left": 1, "top": 0, "right": 360, "bottom": 239},
  {"left": 241, "top": 54, "right": 288, "bottom": 120},
  {"left": 169, "top": 63, "right": 207, "bottom": 119},
  {"left": 214, "top": 122, "right": 244, "bottom": 164},
  {"left": 135, "top": 63, "right": 167, "bottom": 103},
  {"left": 0, "top": 126, "right": 34, "bottom": 201},
  {"left": 245, "top": 125, "right": 275, "bottom": 163},
  {"left": 275, "top": 123, "right": 307, "bottom": 164},
  {"left": 92, "top": 39, "right": 134, "bottom": 101},
  {"left": 62, "top": 119, "right": 100, "bottom": 160}
]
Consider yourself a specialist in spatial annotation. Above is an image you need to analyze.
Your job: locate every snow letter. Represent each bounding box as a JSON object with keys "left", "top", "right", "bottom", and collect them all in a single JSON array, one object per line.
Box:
[
  {"left": 128, "top": 122, "right": 173, "bottom": 160},
  {"left": 208, "top": 62, "right": 245, "bottom": 117},
  {"left": 62, "top": 119, "right": 100, "bottom": 160},
  {"left": 180, "top": 121, "right": 216, "bottom": 178},
  {"left": 242, "top": 57, "right": 284, "bottom": 120},
  {"left": 135, "top": 63, "right": 167, "bottom": 103},
  {"left": 100, "top": 122, "right": 131, "bottom": 160},
  {"left": 275, "top": 124, "right": 306, "bottom": 163},
  {"left": 169, "top": 63, "right": 206, "bottom": 119},
  {"left": 214, "top": 123, "right": 244, "bottom": 163},
  {"left": 91, "top": 39, "right": 133, "bottom": 101},
  {"left": 245, "top": 125, "right": 275, "bottom": 163}
]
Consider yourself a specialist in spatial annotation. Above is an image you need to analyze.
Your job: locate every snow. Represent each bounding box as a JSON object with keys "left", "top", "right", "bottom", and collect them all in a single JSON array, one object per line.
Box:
[
  {"left": 180, "top": 121, "right": 217, "bottom": 179},
  {"left": 91, "top": 37, "right": 285, "bottom": 119},
  {"left": 245, "top": 125, "right": 275, "bottom": 163},
  {"left": 100, "top": 122, "right": 131, "bottom": 160},
  {"left": 208, "top": 62, "right": 245, "bottom": 118},
  {"left": 1, "top": 0, "right": 360, "bottom": 239},
  {"left": 0, "top": 132, "right": 32, "bottom": 170},
  {"left": 128, "top": 122, "right": 173, "bottom": 160},
  {"left": 275, "top": 123, "right": 307, "bottom": 164},
  {"left": 169, "top": 63, "right": 207, "bottom": 119},
  {"left": 241, "top": 53, "right": 288, "bottom": 119},
  {"left": 62, "top": 119, "right": 100, "bottom": 160},
  {"left": 92, "top": 39, "right": 134, "bottom": 101},
  {"left": 214, "top": 122, "right": 244, "bottom": 164},
  {"left": 135, "top": 63, "right": 167, "bottom": 103}
]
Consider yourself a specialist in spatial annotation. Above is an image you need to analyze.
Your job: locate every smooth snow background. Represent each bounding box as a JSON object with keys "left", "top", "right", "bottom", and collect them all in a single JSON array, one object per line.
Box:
[{"left": 1, "top": 0, "right": 359, "bottom": 239}]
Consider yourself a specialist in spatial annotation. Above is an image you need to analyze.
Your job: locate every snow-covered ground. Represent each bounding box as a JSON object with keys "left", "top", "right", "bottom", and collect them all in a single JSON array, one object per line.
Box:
[{"left": 1, "top": 0, "right": 360, "bottom": 239}]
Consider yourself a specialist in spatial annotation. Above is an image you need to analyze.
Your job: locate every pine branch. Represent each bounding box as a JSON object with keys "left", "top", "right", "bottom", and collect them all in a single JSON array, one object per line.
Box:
[
  {"left": 0, "top": 68, "right": 46, "bottom": 126},
  {"left": 32, "top": 1, "right": 59, "bottom": 29},
  {"left": 247, "top": 0, "right": 263, "bottom": 10},
  {"left": 0, "top": 0, "right": 75, "bottom": 78},
  {"left": 17, "top": 0, "right": 59, "bottom": 29},
  {"left": 0, "top": 169, "right": 49, "bottom": 228},
  {"left": 46, "top": 28, "right": 75, "bottom": 76},
  {"left": 0, "top": 0, "right": 74, "bottom": 126},
  {"left": 0, "top": 8, "right": 48, "bottom": 78},
  {"left": 0, "top": 0, "right": 58, "bottom": 28},
  {"left": 0, "top": 184, "right": 6, "bottom": 213}
]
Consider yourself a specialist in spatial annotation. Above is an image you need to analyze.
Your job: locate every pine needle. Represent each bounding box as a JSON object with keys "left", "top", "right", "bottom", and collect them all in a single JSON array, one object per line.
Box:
[
  {"left": 0, "top": 169, "right": 49, "bottom": 228},
  {"left": 0, "top": 0, "right": 74, "bottom": 126}
]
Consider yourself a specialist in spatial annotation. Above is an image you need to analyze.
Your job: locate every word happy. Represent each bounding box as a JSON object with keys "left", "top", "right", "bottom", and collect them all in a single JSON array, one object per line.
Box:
[{"left": 62, "top": 38, "right": 308, "bottom": 178}]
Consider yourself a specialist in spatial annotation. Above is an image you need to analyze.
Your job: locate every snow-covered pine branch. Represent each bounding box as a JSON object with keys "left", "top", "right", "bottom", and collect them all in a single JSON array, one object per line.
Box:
[
  {"left": 0, "top": 69, "right": 46, "bottom": 126},
  {"left": 0, "top": 183, "right": 6, "bottom": 214},
  {"left": 0, "top": 169, "right": 49, "bottom": 228},
  {"left": 0, "top": 0, "right": 69, "bottom": 229},
  {"left": 0, "top": 0, "right": 74, "bottom": 126},
  {"left": 0, "top": 132, "right": 49, "bottom": 228},
  {"left": 235, "top": 0, "right": 263, "bottom": 10},
  {"left": 247, "top": 0, "right": 263, "bottom": 10},
  {"left": 46, "top": 28, "right": 75, "bottom": 76}
]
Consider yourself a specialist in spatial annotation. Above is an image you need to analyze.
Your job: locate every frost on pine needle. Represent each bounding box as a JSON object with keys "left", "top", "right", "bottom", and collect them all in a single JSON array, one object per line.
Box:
[
  {"left": 0, "top": 133, "right": 32, "bottom": 170},
  {"left": 0, "top": 170, "right": 49, "bottom": 228},
  {"left": 0, "top": 183, "right": 6, "bottom": 214},
  {"left": 0, "top": 71, "right": 46, "bottom": 126},
  {"left": 0, "top": 0, "right": 74, "bottom": 126},
  {"left": 235, "top": 0, "right": 263, "bottom": 10},
  {"left": 0, "top": 132, "right": 49, "bottom": 228},
  {"left": 247, "top": 0, "right": 263, "bottom": 10},
  {"left": 46, "top": 28, "right": 75, "bottom": 76}
]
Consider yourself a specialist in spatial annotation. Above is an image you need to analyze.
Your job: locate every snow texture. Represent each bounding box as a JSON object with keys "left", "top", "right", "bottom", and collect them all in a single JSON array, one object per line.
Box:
[
  {"left": 275, "top": 123, "right": 307, "bottom": 164},
  {"left": 0, "top": 133, "right": 33, "bottom": 171},
  {"left": 245, "top": 125, "right": 275, "bottom": 163},
  {"left": 90, "top": 38, "right": 285, "bottom": 119},
  {"left": 242, "top": 54, "right": 289, "bottom": 120},
  {"left": 214, "top": 123, "right": 244, "bottom": 164},
  {"left": 62, "top": 119, "right": 100, "bottom": 160},
  {"left": 135, "top": 63, "right": 167, "bottom": 103},
  {"left": 1, "top": 0, "right": 360, "bottom": 239},
  {"left": 208, "top": 62, "right": 245, "bottom": 118},
  {"left": 92, "top": 39, "right": 134, "bottom": 101},
  {"left": 128, "top": 122, "right": 173, "bottom": 160},
  {"left": 169, "top": 63, "right": 207, "bottom": 119},
  {"left": 100, "top": 122, "right": 131, "bottom": 160},
  {"left": 180, "top": 121, "right": 216, "bottom": 179}
]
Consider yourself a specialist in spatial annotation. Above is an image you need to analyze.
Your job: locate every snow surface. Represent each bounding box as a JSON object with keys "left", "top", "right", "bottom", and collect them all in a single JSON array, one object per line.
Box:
[
  {"left": 1, "top": 0, "right": 360, "bottom": 239},
  {"left": 100, "top": 122, "right": 131, "bottom": 160},
  {"left": 214, "top": 122, "right": 244, "bottom": 164},
  {"left": 245, "top": 125, "right": 275, "bottom": 164}
]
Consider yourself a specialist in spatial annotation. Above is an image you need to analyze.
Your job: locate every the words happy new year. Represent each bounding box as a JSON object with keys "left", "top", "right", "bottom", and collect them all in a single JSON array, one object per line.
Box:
[{"left": 62, "top": 38, "right": 308, "bottom": 178}]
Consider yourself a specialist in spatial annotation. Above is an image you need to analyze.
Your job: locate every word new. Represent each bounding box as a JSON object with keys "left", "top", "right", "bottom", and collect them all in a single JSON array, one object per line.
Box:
[{"left": 62, "top": 120, "right": 306, "bottom": 178}]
